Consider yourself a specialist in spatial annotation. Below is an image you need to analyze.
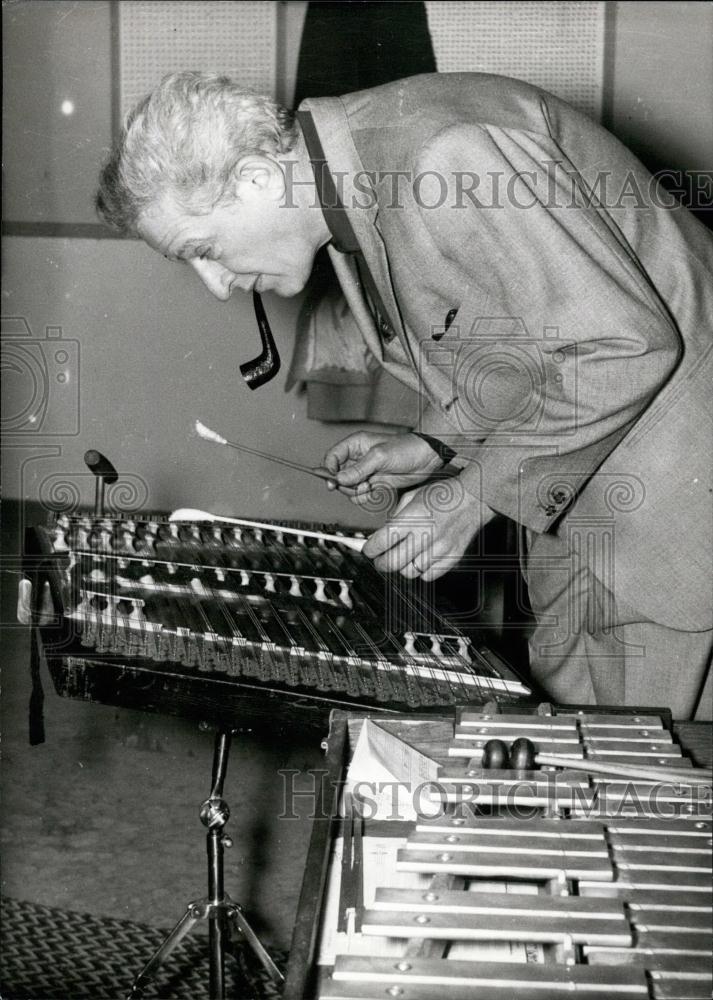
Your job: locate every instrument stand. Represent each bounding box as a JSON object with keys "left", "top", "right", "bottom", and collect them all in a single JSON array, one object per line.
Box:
[{"left": 127, "top": 729, "right": 284, "bottom": 1000}]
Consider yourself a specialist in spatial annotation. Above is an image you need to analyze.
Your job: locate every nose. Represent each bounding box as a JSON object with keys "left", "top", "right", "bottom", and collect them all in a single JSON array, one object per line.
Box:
[{"left": 189, "top": 258, "right": 234, "bottom": 301}]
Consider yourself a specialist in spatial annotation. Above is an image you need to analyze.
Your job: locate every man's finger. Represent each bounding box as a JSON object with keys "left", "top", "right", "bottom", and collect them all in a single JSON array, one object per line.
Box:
[
  {"left": 336, "top": 445, "right": 389, "bottom": 486},
  {"left": 372, "top": 528, "right": 433, "bottom": 573},
  {"left": 420, "top": 555, "right": 459, "bottom": 582},
  {"left": 347, "top": 484, "right": 380, "bottom": 506},
  {"left": 363, "top": 515, "right": 418, "bottom": 558},
  {"left": 373, "top": 534, "right": 419, "bottom": 573},
  {"left": 323, "top": 435, "right": 361, "bottom": 474}
]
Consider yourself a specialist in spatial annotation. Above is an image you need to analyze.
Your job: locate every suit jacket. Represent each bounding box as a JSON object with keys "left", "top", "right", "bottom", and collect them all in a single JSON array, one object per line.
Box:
[{"left": 298, "top": 73, "right": 713, "bottom": 630}]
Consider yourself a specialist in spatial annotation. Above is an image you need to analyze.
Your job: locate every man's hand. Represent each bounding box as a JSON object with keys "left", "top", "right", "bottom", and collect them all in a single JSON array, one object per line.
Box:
[
  {"left": 362, "top": 482, "right": 496, "bottom": 581},
  {"left": 323, "top": 431, "right": 443, "bottom": 502}
]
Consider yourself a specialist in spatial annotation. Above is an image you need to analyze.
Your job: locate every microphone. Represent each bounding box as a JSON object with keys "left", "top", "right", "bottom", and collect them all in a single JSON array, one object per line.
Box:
[{"left": 84, "top": 449, "right": 118, "bottom": 516}]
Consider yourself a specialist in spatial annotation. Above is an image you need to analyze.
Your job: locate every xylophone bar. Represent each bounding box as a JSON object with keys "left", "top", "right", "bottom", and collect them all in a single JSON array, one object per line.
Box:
[
  {"left": 364, "top": 888, "right": 632, "bottom": 946},
  {"left": 326, "top": 955, "right": 651, "bottom": 998}
]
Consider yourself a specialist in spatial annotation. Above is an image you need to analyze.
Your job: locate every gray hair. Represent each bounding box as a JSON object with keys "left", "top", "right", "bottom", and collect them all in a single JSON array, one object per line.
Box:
[{"left": 96, "top": 70, "right": 297, "bottom": 234}]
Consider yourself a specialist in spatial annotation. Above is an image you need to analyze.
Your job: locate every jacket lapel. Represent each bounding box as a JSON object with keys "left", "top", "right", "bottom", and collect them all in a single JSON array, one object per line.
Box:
[{"left": 299, "top": 98, "right": 418, "bottom": 369}]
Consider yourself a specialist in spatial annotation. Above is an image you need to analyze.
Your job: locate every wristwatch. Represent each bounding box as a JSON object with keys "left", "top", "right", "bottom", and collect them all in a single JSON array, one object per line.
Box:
[{"left": 410, "top": 431, "right": 457, "bottom": 466}]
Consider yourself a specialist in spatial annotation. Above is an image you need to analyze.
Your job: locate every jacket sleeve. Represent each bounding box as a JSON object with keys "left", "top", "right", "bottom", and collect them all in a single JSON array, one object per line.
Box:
[{"left": 411, "top": 122, "right": 681, "bottom": 531}]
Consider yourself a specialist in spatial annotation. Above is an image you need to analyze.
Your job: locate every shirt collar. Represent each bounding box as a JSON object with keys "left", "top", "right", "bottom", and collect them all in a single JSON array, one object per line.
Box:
[{"left": 297, "top": 110, "right": 360, "bottom": 254}]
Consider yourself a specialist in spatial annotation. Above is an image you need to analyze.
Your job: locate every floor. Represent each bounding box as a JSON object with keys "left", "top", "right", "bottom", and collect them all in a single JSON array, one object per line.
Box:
[{"left": 1, "top": 505, "right": 325, "bottom": 953}]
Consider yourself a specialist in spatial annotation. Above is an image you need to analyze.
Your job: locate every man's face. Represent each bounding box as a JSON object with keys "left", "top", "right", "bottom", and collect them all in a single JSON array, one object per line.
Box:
[{"left": 138, "top": 158, "right": 323, "bottom": 299}]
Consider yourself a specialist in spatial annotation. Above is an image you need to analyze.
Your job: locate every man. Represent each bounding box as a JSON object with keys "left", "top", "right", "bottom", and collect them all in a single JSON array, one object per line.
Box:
[{"left": 97, "top": 71, "right": 712, "bottom": 718}]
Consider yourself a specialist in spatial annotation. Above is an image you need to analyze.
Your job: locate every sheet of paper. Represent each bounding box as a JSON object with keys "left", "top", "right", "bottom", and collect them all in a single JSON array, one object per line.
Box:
[{"left": 344, "top": 719, "right": 442, "bottom": 820}]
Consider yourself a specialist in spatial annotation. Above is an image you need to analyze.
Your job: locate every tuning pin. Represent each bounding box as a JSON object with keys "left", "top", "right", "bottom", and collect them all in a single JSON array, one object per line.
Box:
[
  {"left": 403, "top": 632, "right": 417, "bottom": 656},
  {"left": 52, "top": 525, "right": 69, "bottom": 552},
  {"left": 98, "top": 529, "right": 113, "bottom": 552},
  {"left": 135, "top": 532, "right": 155, "bottom": 556},
  {"left": 214, "top": 568, "right": 226, "bottom": 583},
  {"left": 430, "top": 635, "right": 443, "bottom": 656},
  {"left": 75, "top": 592, "right": 91, "bottom": 616},
  {"left": 128, "top": 601, "right": 146, "bottom": 623},
  {"left": 289, "top": 575, "right": 302, "bottom": 597},
  {"left": 143, "top": 522, "right": 158, "bottom": 547},
  {"left": 264, "top": 573, "right": 276, "bottom": 593},
  {"left": 231, "top": 527, "right": 243, "bottom": 545},
  {"left": 314, "top": 578, "right": 327, "bottom": 602},
  {"left": 239, "top": 569, "right": 250, "bottom": 587}
]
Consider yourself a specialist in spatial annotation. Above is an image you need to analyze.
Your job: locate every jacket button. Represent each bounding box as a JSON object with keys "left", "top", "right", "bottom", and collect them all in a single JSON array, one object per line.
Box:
[
  {"left": 550, "top": 487, "right": 571, "bottom": 509},
  {"left": 378, "top": 315, "right": 395, "bottom": 341}
]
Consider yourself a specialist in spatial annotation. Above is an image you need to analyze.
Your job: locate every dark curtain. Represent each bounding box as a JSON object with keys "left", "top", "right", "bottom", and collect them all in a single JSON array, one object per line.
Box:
[
  {"left": 289, "top": 1, "right": 436, "bottom": 425},
  {"left": 294, "top": 0, "right": 436, "bottom": 106}
]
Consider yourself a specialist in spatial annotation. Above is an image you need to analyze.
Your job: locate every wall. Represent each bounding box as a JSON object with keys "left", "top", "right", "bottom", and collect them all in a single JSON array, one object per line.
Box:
[
  {"left": 608, "top": 2, "right": 713, "bottom": 171},
  {"left": 2, "top": 1, "right": 113, "bottom": 226},
  {"left": 3, "top": 1, "right": 712, "bottom": 525},
  {"left": 607, "top": 1, "right": 713, "bottom": 175},
  {"left": 1, "top": 237, "right": 371, "bottom": 526}
]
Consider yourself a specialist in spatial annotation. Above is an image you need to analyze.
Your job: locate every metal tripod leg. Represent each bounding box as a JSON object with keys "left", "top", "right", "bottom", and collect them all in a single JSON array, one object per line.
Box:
[
  {"left": 227, "top": 900, "right": 284, "bottom": 983},
  {"left": 127, "top": 904, "right": 202, "bottom": 999},
  {"left": 127, "top": 729, "right": 284, "bottom": 1000}
]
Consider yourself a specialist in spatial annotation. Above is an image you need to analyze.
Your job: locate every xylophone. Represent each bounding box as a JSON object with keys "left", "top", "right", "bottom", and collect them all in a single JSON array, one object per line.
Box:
[
  {"left": 22, "top": 512, "right": 529, "bottom": 731},
  {"left": 284, "top": 706, "right": 713, "bottom": 1000}
]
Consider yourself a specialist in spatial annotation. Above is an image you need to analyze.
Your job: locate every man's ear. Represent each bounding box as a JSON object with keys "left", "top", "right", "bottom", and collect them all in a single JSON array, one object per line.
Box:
[{"left": 232, "top": 154, "right": 285, "bottom": 201}]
